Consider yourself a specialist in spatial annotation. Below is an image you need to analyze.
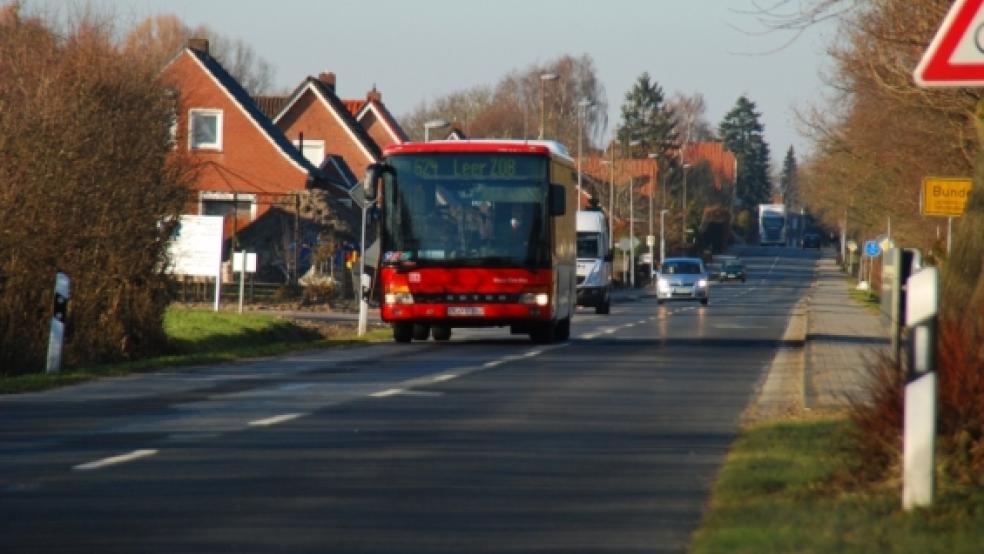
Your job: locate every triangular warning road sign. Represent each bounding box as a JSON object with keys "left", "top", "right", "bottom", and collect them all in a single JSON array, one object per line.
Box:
[{"left": 914, "top": 0, "right": 984, "bottom": 87}]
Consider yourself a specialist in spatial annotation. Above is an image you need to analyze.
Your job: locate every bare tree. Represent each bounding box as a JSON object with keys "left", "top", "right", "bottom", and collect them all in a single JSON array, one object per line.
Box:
[
  {"left": 0, "top": 4, "right": 193, "bottom": 373},
  {"left": 123, "top": 14, "right": 277, "bottom": 96},
  {"left": 401, "top": 54, "right": 608, "bottom": 152},
  {"left": 667, "top": 92, "right": 716, "bottom": 142}
]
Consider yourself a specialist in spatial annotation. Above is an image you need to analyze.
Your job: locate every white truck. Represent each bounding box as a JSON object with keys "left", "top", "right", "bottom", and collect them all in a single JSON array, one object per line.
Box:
[
  {"left": 758, "top": 203, "right": 787, "bottom": 246},
  {"left": 575, "top": 210, "right": 612, "bottom": 314}
]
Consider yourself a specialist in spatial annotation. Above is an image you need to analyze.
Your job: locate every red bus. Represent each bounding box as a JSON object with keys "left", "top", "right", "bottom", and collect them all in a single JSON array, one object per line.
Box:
[{"left": 363, "top": 140, "right": 577, "bottom": 343}]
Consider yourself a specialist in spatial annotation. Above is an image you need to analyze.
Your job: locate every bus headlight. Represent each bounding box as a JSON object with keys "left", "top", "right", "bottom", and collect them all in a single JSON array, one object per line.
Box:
[
  {"left": 384, "top": 292, "right": 414, "bottom": 305},
  {"left": 384, "top": 284, "right": 413, "bottom": 305},
  {"left": 519, "top": 292, "right": 550, "bottom": 306}
]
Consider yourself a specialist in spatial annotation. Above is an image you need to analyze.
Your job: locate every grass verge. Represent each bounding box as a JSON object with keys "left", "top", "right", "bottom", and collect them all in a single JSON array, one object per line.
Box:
[
  {"left": 846, "top": 277, "right": 881, "bottom": 313},
  {"left": 1, "top": 307, "right": 390, "bottom": 394},
  {"left": 691, "top": 415, "right": 984, "bottom": 553}
]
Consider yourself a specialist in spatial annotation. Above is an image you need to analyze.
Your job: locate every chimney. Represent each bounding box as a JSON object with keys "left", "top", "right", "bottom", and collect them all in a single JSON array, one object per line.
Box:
[
  {"left": 318, "top": 72, "right": 336, "bottom": 92},
  {"left": 187, "top": 38, "right": 209, "bottom": 55},
  {"left": 366, "top": 85, "right": 381, "bottom": 103}
]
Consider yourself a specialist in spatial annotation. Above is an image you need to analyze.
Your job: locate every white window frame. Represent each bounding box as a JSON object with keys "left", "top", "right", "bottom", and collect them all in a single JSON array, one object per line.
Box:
[
  {"left": 199, "top": 191, "right": 257, "bottom": 220},
  {"left": 292, "top": 138, "right": 326, "bottom": 168},
  {"left": 188, "top": 108, "right": 224, "bottom": 151}
]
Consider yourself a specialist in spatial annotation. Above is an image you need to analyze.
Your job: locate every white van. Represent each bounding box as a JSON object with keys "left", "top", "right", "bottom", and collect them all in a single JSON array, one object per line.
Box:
[{"left": 576, "top": 210, "right": 612, "bottom": 314}]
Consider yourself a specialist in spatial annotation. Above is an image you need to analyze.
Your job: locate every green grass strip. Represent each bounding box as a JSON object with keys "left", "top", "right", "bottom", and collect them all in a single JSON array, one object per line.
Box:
[
  {"left": 691, "top": 416, "right": 984, "bottom": 553},
  {"left": 1, "top": 307, "right": 390, "bottom": 394}
]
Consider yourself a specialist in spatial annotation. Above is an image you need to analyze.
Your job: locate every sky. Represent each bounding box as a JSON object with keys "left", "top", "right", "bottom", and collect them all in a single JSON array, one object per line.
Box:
[{"left": 26, "top": 0, "right": 838, "bottom": 162}]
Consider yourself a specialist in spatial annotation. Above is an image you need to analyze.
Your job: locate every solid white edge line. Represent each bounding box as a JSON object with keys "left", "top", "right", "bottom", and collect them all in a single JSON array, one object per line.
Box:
[
  {"left": 73, "top": 449, "right": 158, "bottom": 471},
  {"left": 249, "top": 413, "right": 304, "bottom": 427},
  {"left": 370, "top": 388, "right": 404, "bottom": 398}
]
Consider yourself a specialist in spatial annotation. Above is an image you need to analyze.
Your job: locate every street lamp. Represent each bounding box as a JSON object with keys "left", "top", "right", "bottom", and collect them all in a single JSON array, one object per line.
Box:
[
  {"left": 660, "top": 209, "right": 669, "bottom": 266},
  {"left": 538, "top": 72, "right": 558, "bottom": 140},
  {"left": 627, "top": 139, "right": 641, "bottom": 287},
  {"left": 601, "top": 143, "right": 617, "bottom": 251},
  {"left": 681, "top": 161, "right": 691, "bottom": 249},
  {"left": 423, "top": 118, "right": 450, "bottom": 142},
  {"left": 647, "top": 152, "right": 659, "bottom": 280},
  {"left": 576, "top": 99, "right": 593, "bottom": 212}
]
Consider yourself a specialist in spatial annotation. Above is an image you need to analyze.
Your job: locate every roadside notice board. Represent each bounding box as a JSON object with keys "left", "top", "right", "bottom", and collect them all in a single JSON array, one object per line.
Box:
[
  {"left": 167, "top": 215, "right": 224, "bottom": 277},
  {"left": 921, "top": 177, "right": 972, "bottom": 217}
]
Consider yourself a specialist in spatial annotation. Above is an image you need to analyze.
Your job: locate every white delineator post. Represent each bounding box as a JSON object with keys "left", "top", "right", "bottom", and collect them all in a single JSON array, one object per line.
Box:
[
  {"left": 46, "top": 271, "right": 70, "bottom": 374},
  {"left": 903, "top": 266, "right": 939, "bottom": 510}
]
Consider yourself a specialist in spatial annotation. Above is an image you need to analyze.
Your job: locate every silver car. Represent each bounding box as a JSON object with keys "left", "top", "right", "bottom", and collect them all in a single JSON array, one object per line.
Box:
[{"left": 655, "top": 257, "right": 710, "bottom": 305}]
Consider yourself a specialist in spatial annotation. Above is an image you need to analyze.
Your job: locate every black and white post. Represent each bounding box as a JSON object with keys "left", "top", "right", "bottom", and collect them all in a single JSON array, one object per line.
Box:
[
  {"left": 903, "top": 266, "right": 938, "bottom": 510},
  {"left": 45, "top": 271, "right": 71, "bottom": 374}
]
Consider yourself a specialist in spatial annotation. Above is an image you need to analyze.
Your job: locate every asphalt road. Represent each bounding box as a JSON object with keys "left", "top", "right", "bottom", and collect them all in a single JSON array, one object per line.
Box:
[{"left": 0, "top": 246, "right": 819, "bottom": 553}]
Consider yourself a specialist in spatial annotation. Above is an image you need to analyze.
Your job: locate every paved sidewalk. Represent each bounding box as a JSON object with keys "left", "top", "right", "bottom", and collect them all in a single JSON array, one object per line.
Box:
[
  {"left": 746, "top": 250, "right": 888, "bottom": 423},
  {"left": 804, "top": 255, "right": 888, "bottom": 410}
]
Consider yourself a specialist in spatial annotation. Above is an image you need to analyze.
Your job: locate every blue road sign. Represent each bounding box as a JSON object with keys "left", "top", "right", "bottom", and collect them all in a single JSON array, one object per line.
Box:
[{"left": 864, "top": 240, "right": 881, "bottom": 257}]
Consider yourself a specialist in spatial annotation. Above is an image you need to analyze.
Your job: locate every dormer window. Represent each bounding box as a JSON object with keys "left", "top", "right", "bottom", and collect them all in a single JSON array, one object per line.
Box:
[{"left": 189, "top": 108, "right": 223, "bottom": 150}]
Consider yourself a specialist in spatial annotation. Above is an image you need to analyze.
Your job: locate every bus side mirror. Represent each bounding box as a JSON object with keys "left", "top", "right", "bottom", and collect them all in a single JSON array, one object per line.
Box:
[
  {"left": 364, "top": 163, "right": 384, "bottom": 201},
  {"left": 549, "top": 184, "right": 566, "bottom": 216}
]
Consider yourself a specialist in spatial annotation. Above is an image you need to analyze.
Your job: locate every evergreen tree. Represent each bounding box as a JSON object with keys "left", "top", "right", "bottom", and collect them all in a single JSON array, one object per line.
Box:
[
  {"left": 779, "top": 146, "right": 798, "bottom": 204},
  {"left": 616, "top": 72, "right": 677, "bottom": 157},
  {"left": 719, "top": 96, "right": 773, "bottom": 207}
]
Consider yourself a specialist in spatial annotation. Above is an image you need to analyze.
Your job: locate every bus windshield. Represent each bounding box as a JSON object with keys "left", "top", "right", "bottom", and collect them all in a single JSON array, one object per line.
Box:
[{"left": 382, "top": 153, "right": 550, "bottom": 267}]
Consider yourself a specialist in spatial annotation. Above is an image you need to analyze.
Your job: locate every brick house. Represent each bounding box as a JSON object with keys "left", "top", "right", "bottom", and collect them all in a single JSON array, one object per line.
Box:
[
  {"left": 162, "top": 39, "right": 358, "bottom": 282},
  {"left": 341, "top": 84, "right": 408, "bottom": 151},
  {"left": 271, "top": 74, "right": 381, "bottom": 186}
]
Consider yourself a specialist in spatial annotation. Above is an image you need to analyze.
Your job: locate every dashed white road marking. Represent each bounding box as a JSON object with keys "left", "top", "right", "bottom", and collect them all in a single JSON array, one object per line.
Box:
[
  {"left": 523, "top": 350, "right": 543, "bottom": 358},
  {"left": 370, "top": 388, "right": 404, "bottom": 398},
  {"left": 603, "top": 328, "right": 617, "bottom": 335},
  {"left": 74, "top": 449, "right": 158, "bottom": 471},
  {"left": 248, "top": 413, "right": 304, "bottom": 427},
  {"left": 432, "top": 373, "right": 458, "bottom": 382},
  {"left": 580, "top": 332, "right": 600, "bottom": 340},
  {"left": 483, "top": 360, "right": 503, "bottom": 368}
]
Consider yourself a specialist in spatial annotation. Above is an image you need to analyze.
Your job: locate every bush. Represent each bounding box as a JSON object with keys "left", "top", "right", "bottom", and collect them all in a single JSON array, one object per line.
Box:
[
  {"left": 0, "top": 6, "right": 193, "bottom": 374},
  {"left": 847, "top": 351, "right": 904, "bottom": 482},
  {"left": 848, "top": 313, "right": 984, "bottom": 486}
]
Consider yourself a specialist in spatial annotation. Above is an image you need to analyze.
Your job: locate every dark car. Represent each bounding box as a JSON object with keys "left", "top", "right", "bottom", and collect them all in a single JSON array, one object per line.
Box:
[
  {"left": 803, "top": 233, "right": 821, "bottom": 249},
  {"left": 720, "top": 260, "right": 746, "bottom": 283}
]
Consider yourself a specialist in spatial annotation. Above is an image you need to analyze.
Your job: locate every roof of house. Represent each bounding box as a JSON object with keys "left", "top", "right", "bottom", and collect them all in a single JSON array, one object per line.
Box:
[
  {"left": 181, "top": 47, "right": 347, "bottom": 191},
  {"left": 581, "top": 156, "right": 660, "bottom": 197},
  {"left": 275, "top": 77, "right": 382, "bottom": 163},
  {"left": 254, "top": 95, "right": 289, "bottom": 119},
  {"left": 321, "top": 154, "right": 360, "bottom": 190},
  {"left": 351, "top": 91, "right": 409, "bottom": 144},
  {"left": 682, "top": 142, "right": 737, "bottom": 189},
  {"left": 342, "top": 99, "right": 367, "bottom": 116}
]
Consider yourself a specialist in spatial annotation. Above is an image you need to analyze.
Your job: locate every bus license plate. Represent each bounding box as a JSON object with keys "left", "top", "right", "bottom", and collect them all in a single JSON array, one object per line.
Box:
[{"left": 447, "top": 306, "right": 484, "bottom": 317}]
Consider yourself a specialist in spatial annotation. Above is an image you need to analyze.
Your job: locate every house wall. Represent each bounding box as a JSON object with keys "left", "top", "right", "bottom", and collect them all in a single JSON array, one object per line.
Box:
[
  {"left": 165, "top": 50, "right": 310, "bottom": 223},
  {"left": 277, "top": 89, "right": 376, "bottom": 181}
]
